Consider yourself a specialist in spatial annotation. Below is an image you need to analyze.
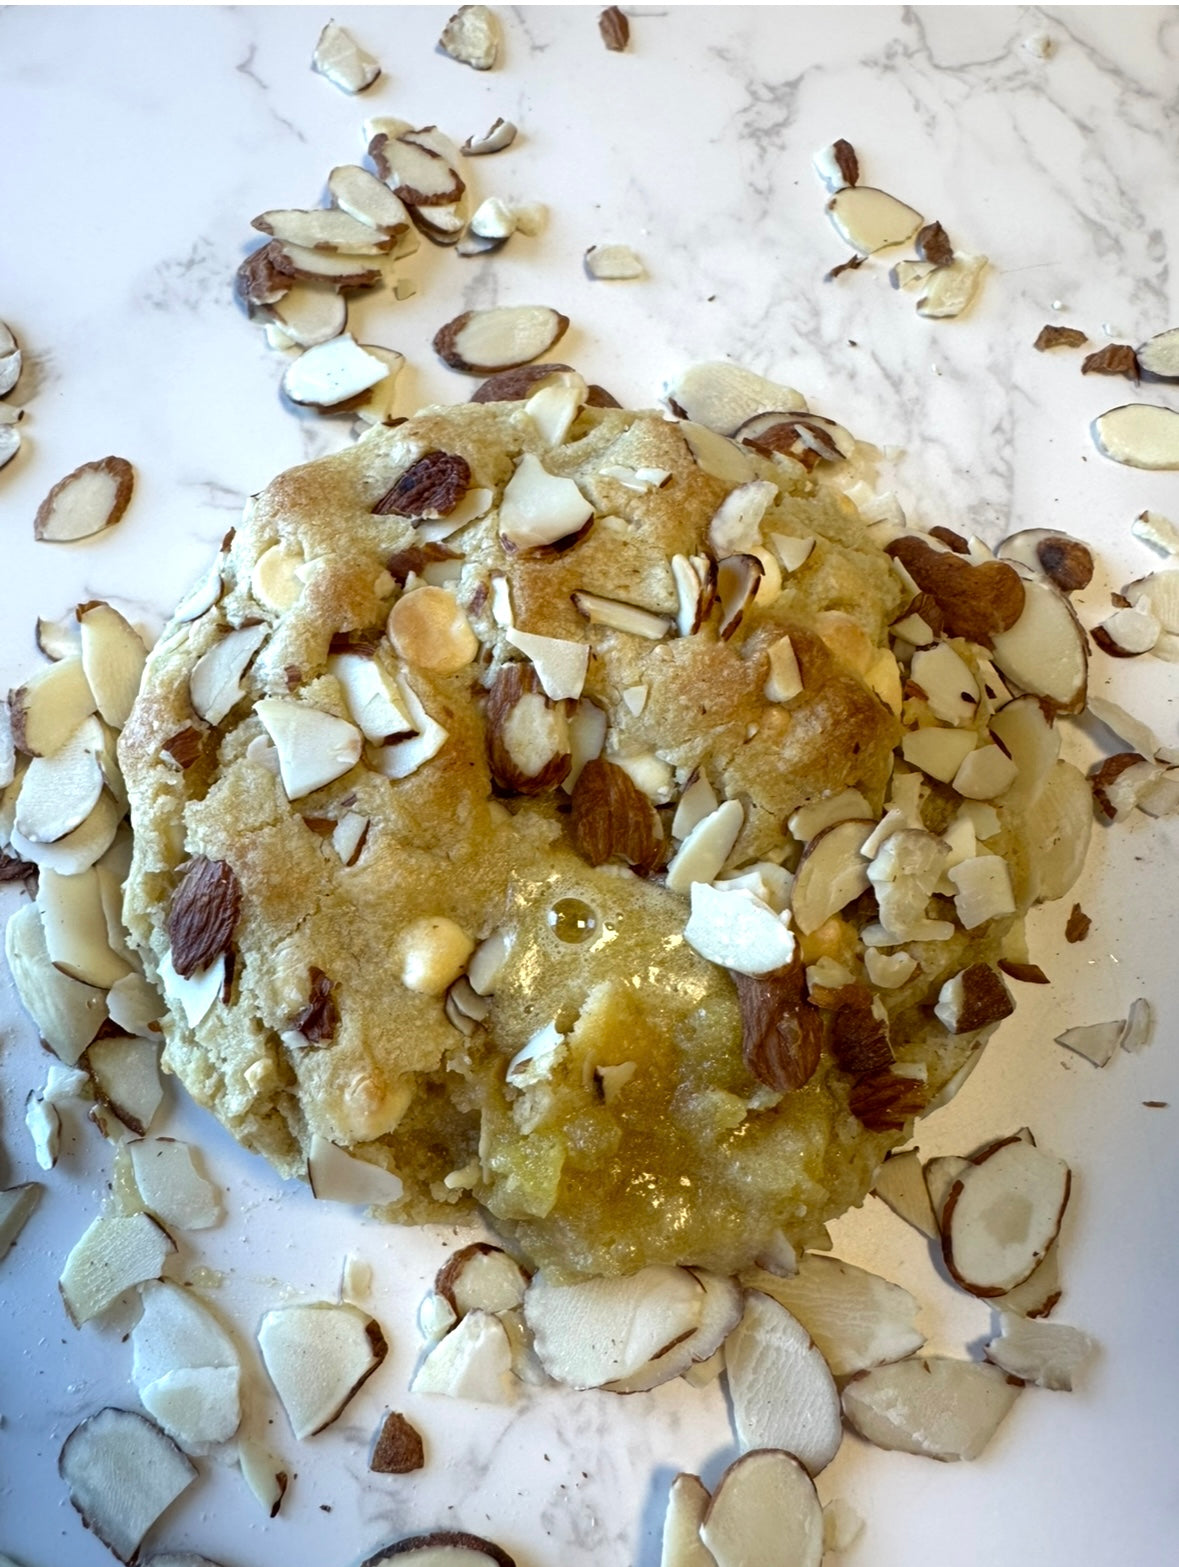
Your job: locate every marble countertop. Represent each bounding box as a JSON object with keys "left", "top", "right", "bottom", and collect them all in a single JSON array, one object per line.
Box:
[{"left": 2, "top": 6, "right": 1178, "bottom": 1566}]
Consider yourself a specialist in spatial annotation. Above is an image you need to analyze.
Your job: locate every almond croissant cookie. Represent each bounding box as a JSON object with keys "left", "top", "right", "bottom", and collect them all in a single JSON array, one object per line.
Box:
[{"left": 120, "top": 381, "right": 1087, "bottom": 1280}]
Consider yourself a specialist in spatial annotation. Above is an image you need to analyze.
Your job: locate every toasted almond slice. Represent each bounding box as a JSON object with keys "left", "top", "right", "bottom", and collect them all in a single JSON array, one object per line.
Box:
[
  {"left": 498, "top": 452, "right": 593, "bottom": 550},
  {"left": 997, "top": 528, "right": 1094, "bottom": 593},
  {"left": 9, "top": 785, "right": 120, "bottom": 876},
  {"left": 87, "top": 1033, "right": 164, "bottom": 1138},
  {"left": 1135, "top": 327, "right": 1179, "bottom": 381},
  {"left": 312, "top": 20, "right": 381, "bottom": 93},
  {"left": 34, "top": 457, "right": 134, "bottom": 543},
  {"left": 10, "top": 653, "right": 97, "bottom": 757},
  {"left": 0, "top": 1181, "right": 42, "bottom": 1262},
  {"left": 872, "top": 1149, "right": 939, "bottom": 1238},
  {"left": 14, "top": 719, "right": 103, "bottom": 842},
  {"left": 524, "top": 375, "right": 586, "bottom": 445},
  {"left": 254, "top": 698, "right": 362, "bottom": 800},
  {"left": 127, "top": 1139, "right": 221, "bottom": 1230},
  {"left": 370, "top": 133, "right": 465, "bottom": 206},
  {"left": 745, "top": 1254, "right": 924, "bottom": 1377},
  {"left": 985, "top": 1310, "right": 1095, "bottom": 1390},
  {"left": 670, "top": 554, "right": 713, "bottom": 636},
  {"left": 435, "top": 305, "right": 569, "bottom": 375},
  {"left": 523, "top": 1266, "right": 704, "bottom": 1390},
  {"left": 270, "top": 241, "right": 384, "bottom": 289},
  {"left": 585, "top": 243, "right": 645, "bottom": 280},
  {"left": 60, "top": 1211, "right": 175, "bottom": 1326},
  {"left": 463, "top": 117, "right": 518, "bottom": 155},
  {"left": 328, "top": 163, "right": 412, "bottom": 234},
  {"left": 665, "top": 798, "right": 744, "bottom": 894},
  {"left": 307, "top": 1134, "right": 404, "bottom": 1205},
  {"left": 411, "top": 1308, "right": 515, "bottom": 1402},
  {"left": 790, "top": 817, "right": 874, "bottom": 935},
  {"left": 189, "top": 622, "right": 267, "bottom": 725},
  {"left": 259, "top": 1302, "right": 387, "bottom": 1439},
  {"left": 283, "top": 334, "right": 391, "bottom": 409},
  {"left": 667, "top": 363, "right": 807, "bottom": 435},
  {"left": 827, "top": 185, "right": 922, "bottom": 254},
  {"left": 267, "top": 281, "right": 348, "bottom": 348},
  {"left": 723, "top": 1290, "right": 842, "bottom": 1475},
  {"left": 660, "top": 1473, "right": 714, "bottom": 1567},
  {"left": 438, "top": 4, "right": 500, "bottom": 69},
  {"left": 700, "top": 1449, "right": 823, "bottom": 1567},
  {"left": 361, "top": 1532, "right": 515, "bottom": 1567},
  {"left": 990, "top": 572, "right": 1088, "bottom": 712},
  {"left": 59, "top": 1407, "right": 196, "bottom": 1564},
  {"left": 253, "top": 208, "right": 394, "bottom": 255},
  {"left": 842, "top": 1356, "right": 1020, "bottom": 1460},
  {"left": 915, "top": 253, "right": 988, "bottom": 318},
  {"left": 943, "top": 1136, "right": 1070, "bottom": 1296},
  {"left": 1093, "top": 403, "right": 1179, "bottom": 469},
  {"left": 571, "top": 588, "right": 671, "bottom": 640},
  {"left": 5, "top": 901, "right": 108, "bottom": 1063},
  {"left": 78, "top": 601, "right": 147, "bottom": 729}
]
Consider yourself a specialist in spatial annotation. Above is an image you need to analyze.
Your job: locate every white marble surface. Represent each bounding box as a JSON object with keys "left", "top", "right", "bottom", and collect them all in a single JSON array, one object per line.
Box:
[{"left": 2, "top": 6, "right": 1179, "bottom": 1565}]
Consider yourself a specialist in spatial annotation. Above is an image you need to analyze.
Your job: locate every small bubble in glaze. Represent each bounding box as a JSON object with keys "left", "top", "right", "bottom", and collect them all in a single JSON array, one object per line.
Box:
[{"left": 548, "top": 898, "right": 598, "bottom": 944}]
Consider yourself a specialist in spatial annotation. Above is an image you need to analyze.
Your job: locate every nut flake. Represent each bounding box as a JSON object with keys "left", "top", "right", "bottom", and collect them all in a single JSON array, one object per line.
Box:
[
  {"left": 312, "top": 21, "right": 381, "bottom": 94},
  {"left": 438, "top": 5, "right": 500, "bottom": 70},
  {"left": 585, "top": 244, "right": 645, "bottom": 280},
  {"left": 1034, "top": 324, "right": 1088, "bottom": 351},
  {"left": 1136, "top": 326, "right": 1179, "bottom": 381},
  {"left": 0, "top": 319, "right": 22, "bottom": 397},
  {"left": 34, "top": 456, "right": 135, "bottom": 543},
  {"left": 370, "top": 1411, "right": 425, "bottom": 1474},
  {"left": 915, "top": 221, "right": 954, "bottom": 266},
  {"left": 282, "top": 335, "right": 392, "bottom": 410},
  {"left": 915, "top": 253, "right": 988, "bottom": 319},
  {"left": 463, "top": 117, "right": 518, "bottom": 156},
  {"left": 253, "top": 207, "right": 395, "bottom": 256},
  {"left": 254, "top": 697, "right": 363, "bottom": 799},
  {"left": 813, "top": 138, "right": 859, "bottom": 193},
  {"left": 1092, "top": 404, "right": 1179, "bottom": 470},
  {"left": 434, "top": 305, "right": 569, "bottom": 375},
  {"left": 1082, "top": 343, "right": 1140, "bottom": 380},
  {"left": 827, "top": 185, "right": 923, "bottom": 255}
]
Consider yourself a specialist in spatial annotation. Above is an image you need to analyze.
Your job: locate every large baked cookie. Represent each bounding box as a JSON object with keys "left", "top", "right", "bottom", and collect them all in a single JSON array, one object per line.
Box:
[{"left": 120, "top": 387, "right": 1041, "bottom": 1280}]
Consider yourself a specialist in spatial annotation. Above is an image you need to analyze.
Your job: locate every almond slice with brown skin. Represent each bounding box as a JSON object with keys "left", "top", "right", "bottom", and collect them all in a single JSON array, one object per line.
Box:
[
  {"left": 485, "top": 661, "right": 571, "bottom": 794},
  {"left": 438, "top": 4, "right": 500, "bottom": 69},
  {"left": 255, "top": 698, "right": 362, "bottom": 800},
  {"left": 463, "top": 117, "right": 518, "bottom": 156},
  {"left": 189, "top": 622, "right": 268, "bottom": 724},
  {"left": 307, "top": 1135, "right": 405, "bottom": 1206},
  {"left": 996, "top": 528, "right": 1094, "bottom": 594},
  {"left": 253, "top": 208, "right": 395, "bottom": 255},
  {"left": 842, "top": 1356, "right": 1020, "bottom": 1460},
  {"left": 266, "top": 282, "right": 348, "bottom": 348},
  {"left": 60, "top": 1212, "right": 176, "bottom": 1326},
  {"left": 602, "top": 1272, "right": 742, "bottom": 1393},
  {"left": 872, "top": 1148, "right": 940, "bottom": 1238},
  {"left": 13, "top": 719, "right": 104, "bottom": 842},
  {"left": 370, "top": 133, "right": 465, "bottom": 206},
  {"left": 790, "top": 817, "right": 874, "bottom": 935},
  {"left": 5, "top": 902, "right": 108, "bottom": 1064},
  {"left": 435, "top": 1243, "right": 529, "bottom": 1318},
  {"left": 361, "top": 1533, "right": 516, "bottom": 1567},
  {"left": 1136, "top": 326, "right": 1179, "bottom": 381},
  {"left": 523, "top": 1266, "right": 704, "bottom": 1390},
  {"left": 985, "top": 1310, "right": 1095, "bottom": 1390},
  {"left": 666, "top": 362, "right": 807, "bottom": 435},
  {"left": 370, "top": 1411, "right": 426, "bottom": 1475},
  {"left": 723, "top": 1290, "right": 842, "bottom": 1475},
  {"left": 0, "top": 422, "right": 21, "bottom": 470},
  {"left": 87, "top": 1033, "right": 164, "bottom": 1137},
  {"left": 700, "top": 1450, "right": 824, "bottom": 1567},
  {"left": 1093, "top": 403, "right": 1179, "bottom": 469},
  {"left": 78, "top": 601, "right": 147, "bottom": 729},
  {"left": 827, "top": 185, "right": 923, "bottom": 254},
  {"left": 942, "top": 1135, "right": 1071, "bottom": 1296},
  {"left": 989, "top": 570, "right": 1088, "bottom": 712},
  {"left": 434, "top": 305, "right": 570, "bottom": 374},
  {"left": 1092, "top": 604, "right": 1160, "bottom": 656},
  {"left": 813, "top": 138, "right": 859, "bottom": 192},
  {"left": 269, "top": 242, "right": 383, "bottom": 289},
  {"left": 327, "top": 164, "right": 412, "bottom": 235},
  {"left": 59, "top": 1408, "right": 196, "bottom": 1565},
  {"left": 312, "top": 21, "right": 381, "bottom": 93},
  {"left": 259, "top": 1303, "right": 388, "bottom": 1439},
  {"left": 39, "top": 865, "right": 128, "bottom": 987},
  {"left": 715, "top": 553, "right": 763, "bottom": 639},
  {"left": 34, "top": 456, "right": 134, "bottom": 543},
  {"left": 571, "top": 589, "right": 671, "bottom": 640},
  {"left": 411, "top": 1309, "right": 515, "bottom": 1401},
  {"left": 282, "top": 334, "right": 392, "bottom": 410},
  {"left": 0, "top": 319, "right": 22, "bottom": 396}
]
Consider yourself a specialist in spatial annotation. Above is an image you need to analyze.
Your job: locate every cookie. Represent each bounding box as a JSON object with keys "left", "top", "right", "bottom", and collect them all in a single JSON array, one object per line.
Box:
[{"left": 120, "top": 387, "right": 1038, "bottom": 1280}]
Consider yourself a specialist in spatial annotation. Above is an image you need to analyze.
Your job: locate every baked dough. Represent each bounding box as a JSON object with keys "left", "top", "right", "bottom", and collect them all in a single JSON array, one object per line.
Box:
[{"left": 120, "top": 395, "right": 1032, "bottom": 1279}]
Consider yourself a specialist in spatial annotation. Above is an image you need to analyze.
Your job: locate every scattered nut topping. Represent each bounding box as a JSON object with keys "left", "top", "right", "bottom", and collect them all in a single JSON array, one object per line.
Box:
[
  {"left": 252, "top": 207, "right": 395, "bottom": 255},
  {"left": 598, "top": 6, "right": 630, "bottom": 51},
  {"left": 438, "top": 5, "right": 500, "bottom": 71},
  {"left": 0, "top": 319, "right": 22, "bottom": 397},
  {"left": 829, "top": 991, "right": 894, "bottom": 1073},
  {"left": 282, "top": 335, "right": 392, "bottom": 410},
  {"left": 34, "top": 457, "right": 135, "bottom": 544},
  {"left": 997, "top": 959, "right": 1049, "bottom": 984},
  {"left": 312, "top": 20, "right": 381, "bottom": 93},
  {"left": 59, "top": 1408, "right": 196, "bottom": 1564},
  {"left": 485, "top": 661, "right": 571, "bottom": 793},
  {"left": 1065, "top": 903, "right": 1091, "bottom": 942},
  {"left": 434, "top": 305, "right": 570, "bottom": 374},
  {"left": 997, "top": 527, "right": 1094, "bottom": 593},
  {"left": 462, "top": 117, "right": 518, "bottom": 156},
  {"left": 915, "top": 253, "right": 988, "bottom": 319},
  {"left": 915, "top": 221, "right": 953, "bottom": 267},
  {"left": 569, "top": 756, "right": 662, "bottom": 873},
  {"left": 1081, "top": 343, "right": 1140, "bottom": 381},
  {"left": 886, "top": 537, "right": 1025, "bottom": 646},
  {"left": 374, "top": 451, "right": 472, "bottom": 517},
  {"left": 1034, "top": 324, "right": 1088, "bottom": 351},
  {"left": 259, "top": 1302, "right": 388, "bottom": 1439},
  {"left": 370, "top": 1410, "right": 426, "bottom": 1474},
  {"left": 1092, "top": 404, "right": 1179, "bottom": 470},
  {"left": 934, "top": 963, "right": 1014, "bottom": 1035},
  {"left": 166, "top": 857, "right": 241, "bottom": 979},
  {"left": 1135, "top": 326, "right": 1179, "bottom": 381},
  {"left": 730, "top": 964, "right": 822, "bottom": 1092},
  {"left": 584, "top": 243, "right": 645, "bottom": 280},
  {"left": 942, "top": 1135, "right": 1070, "bottom": 1296},
  {"left": 848, "top": 1069, "right": 927, "bottom": 1132},
  {"left": 292, "top": 967, "right": 339, "bottom": 1044}
]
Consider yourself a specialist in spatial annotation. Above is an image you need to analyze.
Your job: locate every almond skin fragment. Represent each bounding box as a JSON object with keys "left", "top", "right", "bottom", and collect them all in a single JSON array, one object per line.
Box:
[
  {"left": 166, "top": 857, "right": 241, "bottom": 978},
  {"left": 886, "top": 537, "right": 1024, "bottom": 646},
  {"left": 292, "top": 967, "right": 338, "bottom": 1044},
  {"left": 369, "top": 1411, "right": 425, "bottom": 1474},
  {"left": 730, "top": 964, "right": 822, "bottom": 1092},
  {"left": 599, "top": 6, "right": 630, "bottom": 50},
  {"left": 373, "top": 451, "right": 471, "bottom": 517},
  {"left": 34, "top": 457, "right": 135, "bottom": 543},
  {"left": 916, "top": 221, "right": 953, "bottom": 266},
  {"left": 998, "top": 959, "right": 1049, "bottom": 984},
  {"left": 1081, "top": 343, "right": 1139, "bottom": 381},
  {"left": 569, "top": 757, "right": 662, "bottom": 872},
  {"left": 236, "top": 243, "right": 292, "bottom": 309},
  {"left": 1034, "top": 324, "right": 1087, "bottom": 351},
  {"left": 828, "top": 991, "right": 893, "bottom": 1073},
  {"left": 848, "top": 1070, "right": 927, "bottom": 1132},
  {"left": 1065, "top": 903, "right": 1091, "bottom": 942}
]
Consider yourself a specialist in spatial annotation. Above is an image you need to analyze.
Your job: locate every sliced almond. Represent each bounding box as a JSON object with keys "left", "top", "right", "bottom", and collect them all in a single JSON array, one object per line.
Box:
[
  {"left": 585, "top": 243, "right": 645, "bottom": 280},
  {"left": 911, "top": 640, "right": 979, "bottom": 726},
  {"left": 131, "top": 1278, "right": 239, "bottom": 1386},
  {"left": 237, "top": 1437, "right": 289, "bottom": 1518},
  {"left": 665, "top": 798, "right": 744, "bottom": 894},
  {"left": 951, "top": 742, "right": 1018, "bottom": 800},
  {"left": 87, "top": 1033, "right": 164, "bottom": 1137},
  {"left": 434, "top": 305, "right": 569, "bottom": 374},
  {"left": 504, "top": 628, "right": 589, "bottom": 702},
  {"left": 790, "top": 817, "right": 874, "bottom": 935},
  {"left": 34, "top": 456, "right": 134, "bottom": 543},
  {"left": 282, "top": 334, "right": 392, "bottom": 409},
  {"left": 435, "top": 1243, "right": 530, "bottom": 1319},
  {"left": 571, "top": 588, "right": 671, "bottom": 640},
  {"left": 270, "top": 241, "right": 384, "bottom": 289},
  {"left": 327, "top": 652, "right": 413, "bottom": 743},
  {"left": 684, "top": 882, "right": 796, "bottom": 975},
  {"left": 827, "top": 185, "right": 922, "bottom": 254},
  {"left": 139, "top": 1365, "right": 241, "bottom": 1452},
  {"left": 188, "top": 622, "right": 267, "bottom": 725},
  {"left": 660, "top": 1473, "right": 713, "bottom": 1567},
  {"left": 715, "top": 554, "right": 763, "bottom": 640},
  {"left": 985, "top": 1310, "right": 1095, "bottom": 1390},
  {"left": 915, "top": 253, "right": 988, "bottom": 318},
  {"left": 266, "top": 281, "right": 348, "bottom": 348},
  {"left": 14, "top": 719, "right": 104, "bottom": 842},
  {"left": 1054, "top": 1017, "right": 1124, "bottom": 1067},
  {"left": 0, "top": 319, "right": 22, "bottom": 396},
  {"left": 1134, "top": 327, "right": 1179, "bottom": 381},
  {"left": 701, "top": 1450, "right": 824, "bottom": 1567},
  {"left": 5, "top": 901, "right": 108, "bottom": 1064},
  {"left": 312, "top": 20, "right": 381, "bottom": 93},
  {"left": 36, "top": 612, "right": 81, "bottom": 661},
  {"left": 368, "top": 673, "right": 448, "bottom": 779},
  {"left": 1093, "top": 403, "right": 1179, "bottom": 469},
  {"left": 842, "top": 1356, "right": 1020, "bottom": 1460},
  {"left": 307, "top": 1134, "right": 405, "bottom": 1206},
  {"left": 813, "top": 138, "right": 859, "bottom": 192},
  {"left": 39, "top": 864, "right": 128, "bottom": 987},
  {"left": 59, "top": 1408, "right": 196, "bottom": 1565},
  {"left": 438, "top": 4, "right": 500, "bottom": 69},
  {"left": 253, "top": 208, "right": 394, "bottom": 255},
  {"left": 523, "top": 1266, "right": 704, "bottom": 1390},
  {"left": 723, "top": 1289, "right": 842, "bottom": 1475},
  {"left": 352, "top": 345, "right": 407, "bottom": 426},
  {"left": 942, "top": 1135, "right": 1070, "bottom": 1296},
  {"left": 327, "top": 163, "right": 412, "bottom": 235},
  {"left": 1092, "top": 604, "right": 1161, "bottom": 657},
  {"left": 25, "top": 1091, "right": 61, "bottom": 1170},
  {"left": 369, "top": 131, "right": 464, "bottom": 208},
  {"left": 996, "top": 528, "right": 1094, "bottom": 593},
  {"left": 747, "top": 1253, "right": 924, "bottom": 1376},
  {"left": 485, "top": 662, "right": 571, "bottom": 793},
  {"left": 127, "top": 1139, "right": 221, "bottom": 1230},
  {"left": 259, "top": 1302, "right": 387, "bottom": 1439},
  {"left": 872, "top": 1149, "right": 940, "bottom": 1238},
  {"left": 0, "top": 1182, "right": 42, "bottom": 1262},
  {"left": 78, "top": 601, "right": 147, "bottom": 729},
  {"left": 989, "top": 572, "right": 1088, "bottom": 712},
  {"left": 60, "top": 1211, "right": 175, "bottom": 1326},
  {"left": 254, "top": 698, "right": 362, "bottom": 799},
  {"left": 0, "top": 423, "right": 21, "bottom": 469},
  {"left": 411, "top": 1309, "right": 516, "bottom": 1402},
  {"left": 498, "top": 452, "right": 592, "bottom": 550},
  {"left": 666, "top": 362, "right": 807, "bottom": 435},
  {"left": 361, "top": 1532, "right": 515, "bottom": 1566},
  {"left": 463, "top": 117, "right": 518, "bottom": 156}
]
